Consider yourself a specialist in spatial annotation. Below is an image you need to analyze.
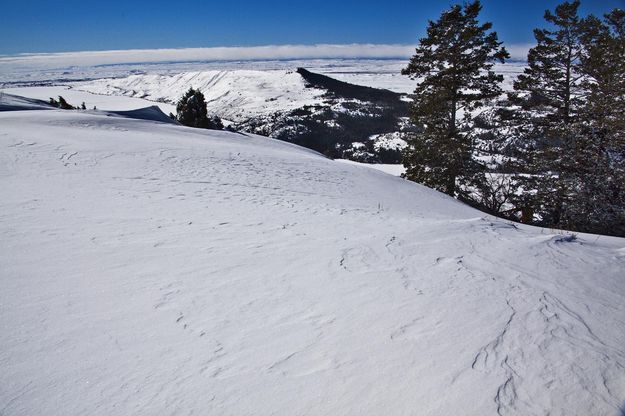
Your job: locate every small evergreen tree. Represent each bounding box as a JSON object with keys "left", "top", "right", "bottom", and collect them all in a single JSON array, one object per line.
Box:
[
  {"left": 57, "top": 96, "right": 74, "bottom": 110},
  {"left": 208, "top": 115, "right": 224, "bottom": 130},
  {"left": 176, "top": 87, "right": 209, "bottom": 128},
  {"left": 49, "top": 96, "right": 75, "bottom": 110},
  {"left": 175, "top": 87, "right": 223, "bottom": 130},
  {"left": 401, "top": 0, "right": 508, "bottom": 196}
]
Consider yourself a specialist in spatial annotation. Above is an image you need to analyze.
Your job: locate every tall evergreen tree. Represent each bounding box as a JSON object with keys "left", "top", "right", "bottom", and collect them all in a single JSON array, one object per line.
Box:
[
  {"left": 510, "top": 1, "right": 587, "bottom": 227},
  {"left": 512, "top": 1, "right": 585, "bottom": 123},
  {"left": 401, "top": 1, "right": 508, "bottom": 196},
  {"left": 511, "top": 2, "right": 625, "bottom": 235},
  {"left": 561, "top": 9, "right": 625, "bottom": 235}
]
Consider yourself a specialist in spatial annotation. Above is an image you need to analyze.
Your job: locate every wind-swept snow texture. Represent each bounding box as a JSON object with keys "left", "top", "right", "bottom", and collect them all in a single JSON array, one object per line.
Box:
[{"left": 1, "top": 106, "right": 624, "bottom": 416}]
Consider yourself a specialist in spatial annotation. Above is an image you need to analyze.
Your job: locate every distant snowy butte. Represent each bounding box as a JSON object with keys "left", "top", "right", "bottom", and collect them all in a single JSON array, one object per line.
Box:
[
  {"left": 72, "top": 68, "right": 411, "bottom": 162},
  {"left": 74, "top": 69, "right": 328, "bottom": 122}
]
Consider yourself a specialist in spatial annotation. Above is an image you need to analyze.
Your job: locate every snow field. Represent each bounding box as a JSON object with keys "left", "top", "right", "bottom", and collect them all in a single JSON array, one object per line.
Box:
[{"left": 1, "top": 108, "right": 624, "bottom": 415}]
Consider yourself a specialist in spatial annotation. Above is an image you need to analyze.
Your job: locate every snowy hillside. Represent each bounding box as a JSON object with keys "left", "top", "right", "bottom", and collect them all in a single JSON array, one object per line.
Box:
[
  {"left": 1, "top": 105, "right": 624, "bottom": 416},
  {"left": 1, "top": 85, "right": 177, "bottom": 114},
  {"left": 1, "top": 59, "right": 525, "bottom": 164},
  {"left": 70, "top": 68, "right": 410, "bottom": 162},
  {"left": 72, "top": 63, "right": 524, "bottom": 120},
  {"left": 74, "top": 70, "right": 327, "bottom": 122}
]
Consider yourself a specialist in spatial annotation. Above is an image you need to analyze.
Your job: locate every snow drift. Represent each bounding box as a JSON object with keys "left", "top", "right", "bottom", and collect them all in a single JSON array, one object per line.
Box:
[
  {"left": 108, "top": 105, "right": 178, "bottom": 124},
  {"left": 1, "top": 104, "right": 624, "bottom": 416},
  {"left": 0, "top": 93, "right": 54, "bottom": 112}
]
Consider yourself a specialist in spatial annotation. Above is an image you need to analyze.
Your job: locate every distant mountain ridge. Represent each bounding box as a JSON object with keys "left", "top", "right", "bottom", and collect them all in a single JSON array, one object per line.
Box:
[
  {"left": 74, "top": 68, "right": 411, "bottom": 162},
  {"left": 296, "top": 67, "right": 401, "bottom": 103}
]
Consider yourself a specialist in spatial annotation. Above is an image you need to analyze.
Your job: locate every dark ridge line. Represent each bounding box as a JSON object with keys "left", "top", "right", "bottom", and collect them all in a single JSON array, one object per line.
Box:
[{"left": 296, "top": 67, "right": 403, "bottom": 103}]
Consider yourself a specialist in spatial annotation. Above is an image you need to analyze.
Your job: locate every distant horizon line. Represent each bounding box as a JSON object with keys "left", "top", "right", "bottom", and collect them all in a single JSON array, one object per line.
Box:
[{"left": 0, "top": 43, "right": 531, "bottom": 67}]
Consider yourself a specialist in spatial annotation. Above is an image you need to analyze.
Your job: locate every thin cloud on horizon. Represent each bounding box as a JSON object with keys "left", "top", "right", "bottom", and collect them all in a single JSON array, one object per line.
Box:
[{"left": 0, "top": 43, "right": 531, "bottom": 69}]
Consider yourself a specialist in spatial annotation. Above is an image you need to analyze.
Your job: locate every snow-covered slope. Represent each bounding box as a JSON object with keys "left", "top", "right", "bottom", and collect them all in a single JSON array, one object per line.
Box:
[
  {"left": 74, "top": 70, "right": 327, "bottom": 121},
  {"left": 1, "top": 85, "right": 177, "bottom": 114},
  {"left": 336, "top": 159, "right": 407, "bottom": 176},
  {"left": 0, "top": 93, "right": 54, "bottom": 111},
  {"left": 1, "top": 106, "right": 624, "bottom": 416}
]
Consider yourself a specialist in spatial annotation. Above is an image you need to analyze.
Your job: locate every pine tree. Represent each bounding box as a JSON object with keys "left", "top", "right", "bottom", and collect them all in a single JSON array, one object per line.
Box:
[
  {"left": 561, "top": 9, "right": 625, "bottom": 235},
  {"left": 57, "top": 96, "right": 74, "bottom": 110},
  {"left": 511, "top": 2, "right": 625, "bottom": 235},
  {"left": 208, "top": 115, "right": 224, "bottom": 130},
  {"left": 401, "top": 1, "right": 508, "bottom": 196},
  {"left": 510, "top": 1, "right": 587, "bottom": 227},
  {"left": 49, "top": 96, "right": 75, "bottom": 110},
  {"left": 512, "top": 1, "right": 585, "bottom": 123},
  {"left": 175, "top": 88, "right": 223, "bottom": 130},
  {"left": 176, "top": 88, "right": 209, "bottom": 128}
]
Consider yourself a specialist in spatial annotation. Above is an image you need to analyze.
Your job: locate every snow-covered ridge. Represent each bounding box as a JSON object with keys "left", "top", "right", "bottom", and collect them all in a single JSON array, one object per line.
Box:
[
  {"left": 74, "top": 70, "right": 327, "bottom": 122},
  {"left": 1, "top": 105, "right": 624, "bottom": 415},
  {"left": 0, "top": 93, "right": 54, "bottom": 111}
]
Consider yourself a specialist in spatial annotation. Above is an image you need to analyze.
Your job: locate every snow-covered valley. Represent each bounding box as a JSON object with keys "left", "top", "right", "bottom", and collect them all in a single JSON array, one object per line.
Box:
[
  {"left": 1, "top": 103, "right": 624, "bottom": 415},
  {"left": 1, "top": 64, "right": 414, "bottom": 162},
  {"left": 0, "top": 57, "right": 526, "bottom": 164}
]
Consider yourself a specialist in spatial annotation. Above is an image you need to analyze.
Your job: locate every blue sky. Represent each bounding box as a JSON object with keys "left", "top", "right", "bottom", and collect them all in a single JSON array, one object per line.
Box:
[{"left": 1, "top": 0, "right": 623, "bottom": 55}]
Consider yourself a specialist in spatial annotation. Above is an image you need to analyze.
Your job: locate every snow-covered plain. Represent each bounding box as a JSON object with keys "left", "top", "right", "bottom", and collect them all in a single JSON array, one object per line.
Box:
[{"left": 1, "top": 105, "right": 624, "bottom": 416}]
